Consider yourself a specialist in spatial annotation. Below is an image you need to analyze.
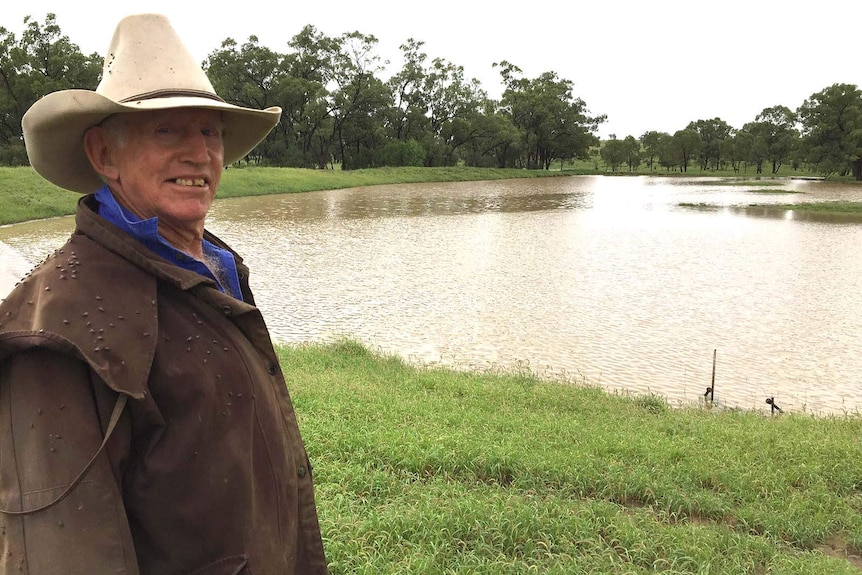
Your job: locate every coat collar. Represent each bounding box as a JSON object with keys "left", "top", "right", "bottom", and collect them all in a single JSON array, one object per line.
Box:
[{"left": 0, "top": 196, "right": 252, "bottom": 400}]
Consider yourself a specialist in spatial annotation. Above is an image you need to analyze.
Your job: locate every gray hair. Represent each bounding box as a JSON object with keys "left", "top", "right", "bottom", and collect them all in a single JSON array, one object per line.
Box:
[{"left": 98, "top": 114, "right": 130, "bottom": 149}]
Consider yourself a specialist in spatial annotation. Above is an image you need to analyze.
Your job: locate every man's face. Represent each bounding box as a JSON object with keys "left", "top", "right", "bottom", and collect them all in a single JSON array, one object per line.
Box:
[{"left": 100, "top": 108, "right": 224, "bottom": 233}]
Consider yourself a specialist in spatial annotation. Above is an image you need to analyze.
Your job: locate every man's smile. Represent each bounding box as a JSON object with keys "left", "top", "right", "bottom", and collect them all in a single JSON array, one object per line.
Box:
[{"left": 171, "top": 178, "right": 207, "bottom": 187}]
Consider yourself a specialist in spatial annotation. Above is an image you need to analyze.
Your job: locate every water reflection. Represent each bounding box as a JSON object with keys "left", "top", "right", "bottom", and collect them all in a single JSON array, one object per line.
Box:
[
  {"left": 3, "top": 176, "right": 862, "bottom": 416},
  {"left": 220, "top": 179, "right": 594, "bottom": 223}
]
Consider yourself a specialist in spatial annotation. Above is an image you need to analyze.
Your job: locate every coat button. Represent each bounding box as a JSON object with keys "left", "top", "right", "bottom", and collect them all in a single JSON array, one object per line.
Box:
[
  {"left": 297, "top": 465, "right": 307, "bottom": 478},
  {"left": 221, "top": 305, "right": 232, "bottom": 317},
  {"left": 267, "top": 363, "right": 278, "bottom": 375}
]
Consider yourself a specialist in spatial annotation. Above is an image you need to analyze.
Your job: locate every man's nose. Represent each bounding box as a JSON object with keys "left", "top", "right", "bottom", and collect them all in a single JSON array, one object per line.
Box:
[{"left": 182, "top": 132, "right": 214, "bottom": 163}]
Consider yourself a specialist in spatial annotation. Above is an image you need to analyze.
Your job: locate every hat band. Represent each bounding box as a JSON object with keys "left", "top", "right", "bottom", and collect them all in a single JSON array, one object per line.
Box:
[{"left": 119, "top": 89, "right": 226, "bottom": 104}]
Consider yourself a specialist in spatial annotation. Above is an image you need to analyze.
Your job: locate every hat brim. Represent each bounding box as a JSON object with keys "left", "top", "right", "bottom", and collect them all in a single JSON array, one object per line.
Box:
[{"left": 23, "top": 90, "right": 281, "bottom": 193}]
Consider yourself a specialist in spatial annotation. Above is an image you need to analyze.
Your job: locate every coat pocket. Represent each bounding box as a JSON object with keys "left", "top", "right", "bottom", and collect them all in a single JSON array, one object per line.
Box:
[{"left": 184, "top": 554, "right": 251, "bottom": 575}]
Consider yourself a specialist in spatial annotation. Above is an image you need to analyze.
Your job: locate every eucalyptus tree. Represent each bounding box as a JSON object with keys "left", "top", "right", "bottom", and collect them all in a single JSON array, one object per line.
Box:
[
  {"left": 742, "top": 106, "right": 798, "bottom": 174},
  {"left": 387, "top": 38, "right": 431, "bottom": 143},
  {"left": 387, "top": 40, "right": 487, "bottom": 166},
  {"left": 654, "top": 132, "right": 679, "bottom": 172},
  {"left": 328, "top": 31, "right": 392, "bottom": 169},
  {"left": 207, "top": 26, "right": 391, "bottom": 169},
  {"left": 496, "top": 61, "right": 603, "bottom": 169},
  {"left": 723, "top": 129, "right": 753, "bottom": 173},
  {"left": 0, "top": 14, "right": 100, "bottom": 164},
  {"left": 282, "top": 25, "right": 341, "bottom": 168},
  {"left": 686, "top": 118, "right": 732, "bottom": 170},
  {"left": 797, "top": 83, "right": 862, "bottom": 179},
  {"left": 205, "top": 35, "right": 289, "bottom": 164},
  {"left": 422, "top": 58, "right": 487, "bottom": 166},
  {"left": 600, "top": 134, "right": 626, "bottom": 172},
  {"left": 622, "top": 135, "right": 641, "bottom": 171},
  {"left": 672, "top": 129, "right": 701, "bottom": 172},
  {"left": 601, "top": 134, "right": 640, "bottom": 172},
  {"left": 457, "top": 103, "right": 521, "bottom": 168},
  {"left": 640, "top": 131, "right": 667, "bottom": 171},
  {"left": 738, "top": 122, "right": 767, "bottom": 174}
]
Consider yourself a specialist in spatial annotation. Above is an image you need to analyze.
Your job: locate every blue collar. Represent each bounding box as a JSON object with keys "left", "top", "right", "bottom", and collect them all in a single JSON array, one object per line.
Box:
[{"left": 94, "top": 185, "right": 242, "bottom": 299}]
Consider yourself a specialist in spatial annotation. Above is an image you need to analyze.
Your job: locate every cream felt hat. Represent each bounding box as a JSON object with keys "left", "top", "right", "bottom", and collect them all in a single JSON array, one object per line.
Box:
[{"left": 22, "top": 14, "right": 282, "bottom": 193}]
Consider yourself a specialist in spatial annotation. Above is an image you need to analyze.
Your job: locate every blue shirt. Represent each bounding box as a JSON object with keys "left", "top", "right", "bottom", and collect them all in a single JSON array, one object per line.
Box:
[{"left": 95, "top": 185, "right": 242, "bottom": 299}]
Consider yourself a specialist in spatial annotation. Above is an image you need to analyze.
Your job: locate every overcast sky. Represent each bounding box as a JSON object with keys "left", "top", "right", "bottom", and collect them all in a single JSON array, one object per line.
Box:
[{"left": 4, "top": 1, "right": 860, "bottom": 139}]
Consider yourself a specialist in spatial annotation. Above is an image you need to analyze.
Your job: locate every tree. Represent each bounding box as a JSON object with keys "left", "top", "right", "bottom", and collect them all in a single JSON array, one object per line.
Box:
[
  {"left": 458, "top": 104, "right": 521, "bottom": 168},
  {"left": 205, "top": 36, "right": 288, "bottom": 164},
  {"left": 0, "top": 14, "right": 100, "bottom": 164},
  {"left": 328, "top": 31, "right": 391, "bottom": 170},
  {"left": 739, "top": 122, "right": 767, "bottom": 174},
  {"left": 622, "top": 136, "right": 641, "bottom": 172},
  {"left": 282, "top": 25, "right": 341, "bottom": 168},
  {"left": 686, "top": 118, "right": 731, "bottom": 170},
  {"left": 640, "top": 131, "right": 666, "bottom": 171},
  {"left": 387, "top": 38, "right": 431, "bottom": 143},
  {"left": 386, "top": 41, "right": 488, "bottom": 166},
  {"left": 672, "top": 129, "right": 701, "bottom": 172},
  {"left": 723, "top": 129, "right": 753, "bottom": 173},
  {"left": 423, "top": 58, "right": 487, "bottom": 166},
  {"left": 380, "top": 138, "right": 424, "bottom": 166},
  {"left": 797, "top": 83, "right": 862, "bottom": 180},
  {"left": 600, "top": 134, "right": 626, "bottom": 172},
  {"left": 742, "top": 106, "right": 798, "bottom": 174},
  {"left": 656, "top": 132, "right": 679, "bottom": 172},
  {"left": 496, "top": 61, "right": 603, "bottom": 169}
]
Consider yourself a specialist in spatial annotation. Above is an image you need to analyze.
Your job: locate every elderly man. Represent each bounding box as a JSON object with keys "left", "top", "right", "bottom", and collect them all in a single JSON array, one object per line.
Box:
[{"left": 0, "top": 14, "right": 327, "bottom": 575}]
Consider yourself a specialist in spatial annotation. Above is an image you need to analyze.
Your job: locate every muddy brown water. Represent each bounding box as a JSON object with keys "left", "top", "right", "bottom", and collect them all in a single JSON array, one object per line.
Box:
[{"left": 3, "top": 175, "right": 862, "bottom": 416}]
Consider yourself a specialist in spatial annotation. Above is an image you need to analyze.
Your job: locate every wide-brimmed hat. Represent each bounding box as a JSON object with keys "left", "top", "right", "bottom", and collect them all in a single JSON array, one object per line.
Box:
[{"left": 22, "top": 14, "right": 282, "bottom": 193}]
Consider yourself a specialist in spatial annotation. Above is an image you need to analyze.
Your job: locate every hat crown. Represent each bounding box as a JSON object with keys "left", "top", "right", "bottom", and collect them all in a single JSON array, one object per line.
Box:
[
  {"left": 96, "top": 14, "right": 217, "bottom": 103},
  {"left": 22, "top": 13, "right": 281, "bottom": 194}
]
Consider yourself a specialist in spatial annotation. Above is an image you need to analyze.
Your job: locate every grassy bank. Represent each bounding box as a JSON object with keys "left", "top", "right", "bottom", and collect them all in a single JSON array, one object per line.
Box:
[
  {"left": 0, "top": 165, "right": 587, "bottom": 226},
  {"left": 283, "top": 340, "right": 862, "bottom": 574},
  {"left": 4, "top": 164, "right": 853, "bottom": 227},
  {"left": 0, "top": 166, "right": 80, "bottom": 225}
]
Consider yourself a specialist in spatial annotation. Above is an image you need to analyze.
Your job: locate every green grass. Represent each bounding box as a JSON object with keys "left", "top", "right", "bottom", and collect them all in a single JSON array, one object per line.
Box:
[
  {"left": 744, "top": 189, "right": 803, "bottom": 194},
  {"left": 755, "top": 202, "right": 862, "bottom": 214},
  {"left": 0, "top": 167, "right": 80, "bottom": 224},
  {"left": 705, "top": 180, "right": 787, "bottom": 187},
  {"left": 679, "top": 201, "right": 862, "bottom": 217},
  {"left": 283, "top": 340, "right": 862, "bottom": 574}
]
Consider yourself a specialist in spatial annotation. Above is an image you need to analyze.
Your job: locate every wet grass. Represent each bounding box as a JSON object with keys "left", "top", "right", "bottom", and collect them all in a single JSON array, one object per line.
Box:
[
  {"left": 281, "top": 339, "right": 862, "bottom": 574},
  {"left": 679, "top": 201, "right": 862, "bottom": 217},
  {"left": 0, "top": 167, "right": 79, "bottom": 225},
  {"left": 744, "top": 189, "right": 803, "bottom": 194},
  {"left": 709, "top": 180, "right": 786, "bottom": 187},
  {"left": 757, "top": 201, "right": 862, "bottom": 214}
]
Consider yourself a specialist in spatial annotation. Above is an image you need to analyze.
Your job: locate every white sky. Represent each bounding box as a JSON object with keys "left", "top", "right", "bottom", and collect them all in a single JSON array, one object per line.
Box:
[{"left": 4, "top": 1, "right": 860, "bottom": 139}]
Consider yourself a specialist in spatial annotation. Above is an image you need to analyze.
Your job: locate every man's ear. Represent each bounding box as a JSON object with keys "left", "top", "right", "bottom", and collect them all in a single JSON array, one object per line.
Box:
[{"left": 83, "top": 126, "right": 119, "bottom": 181}]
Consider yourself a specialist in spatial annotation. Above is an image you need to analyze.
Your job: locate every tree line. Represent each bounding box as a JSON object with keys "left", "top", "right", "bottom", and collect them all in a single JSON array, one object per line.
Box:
[
  {"left": 600, "top": 94, "right": 862, "bottom": 180},
  {"left": 1, "top": 14, "right": 861, "bottom": 179}
]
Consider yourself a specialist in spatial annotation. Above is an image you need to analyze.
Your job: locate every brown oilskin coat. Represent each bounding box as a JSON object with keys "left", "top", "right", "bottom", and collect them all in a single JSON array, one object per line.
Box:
[{"left": 0, "top": 195, "right": 328, "bottom": 575}]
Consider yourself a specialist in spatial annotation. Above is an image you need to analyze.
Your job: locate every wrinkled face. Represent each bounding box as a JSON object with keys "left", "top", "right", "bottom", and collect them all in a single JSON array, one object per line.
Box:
[{"left": 97, "top": 108, "right": 224, "bottom": 232}]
